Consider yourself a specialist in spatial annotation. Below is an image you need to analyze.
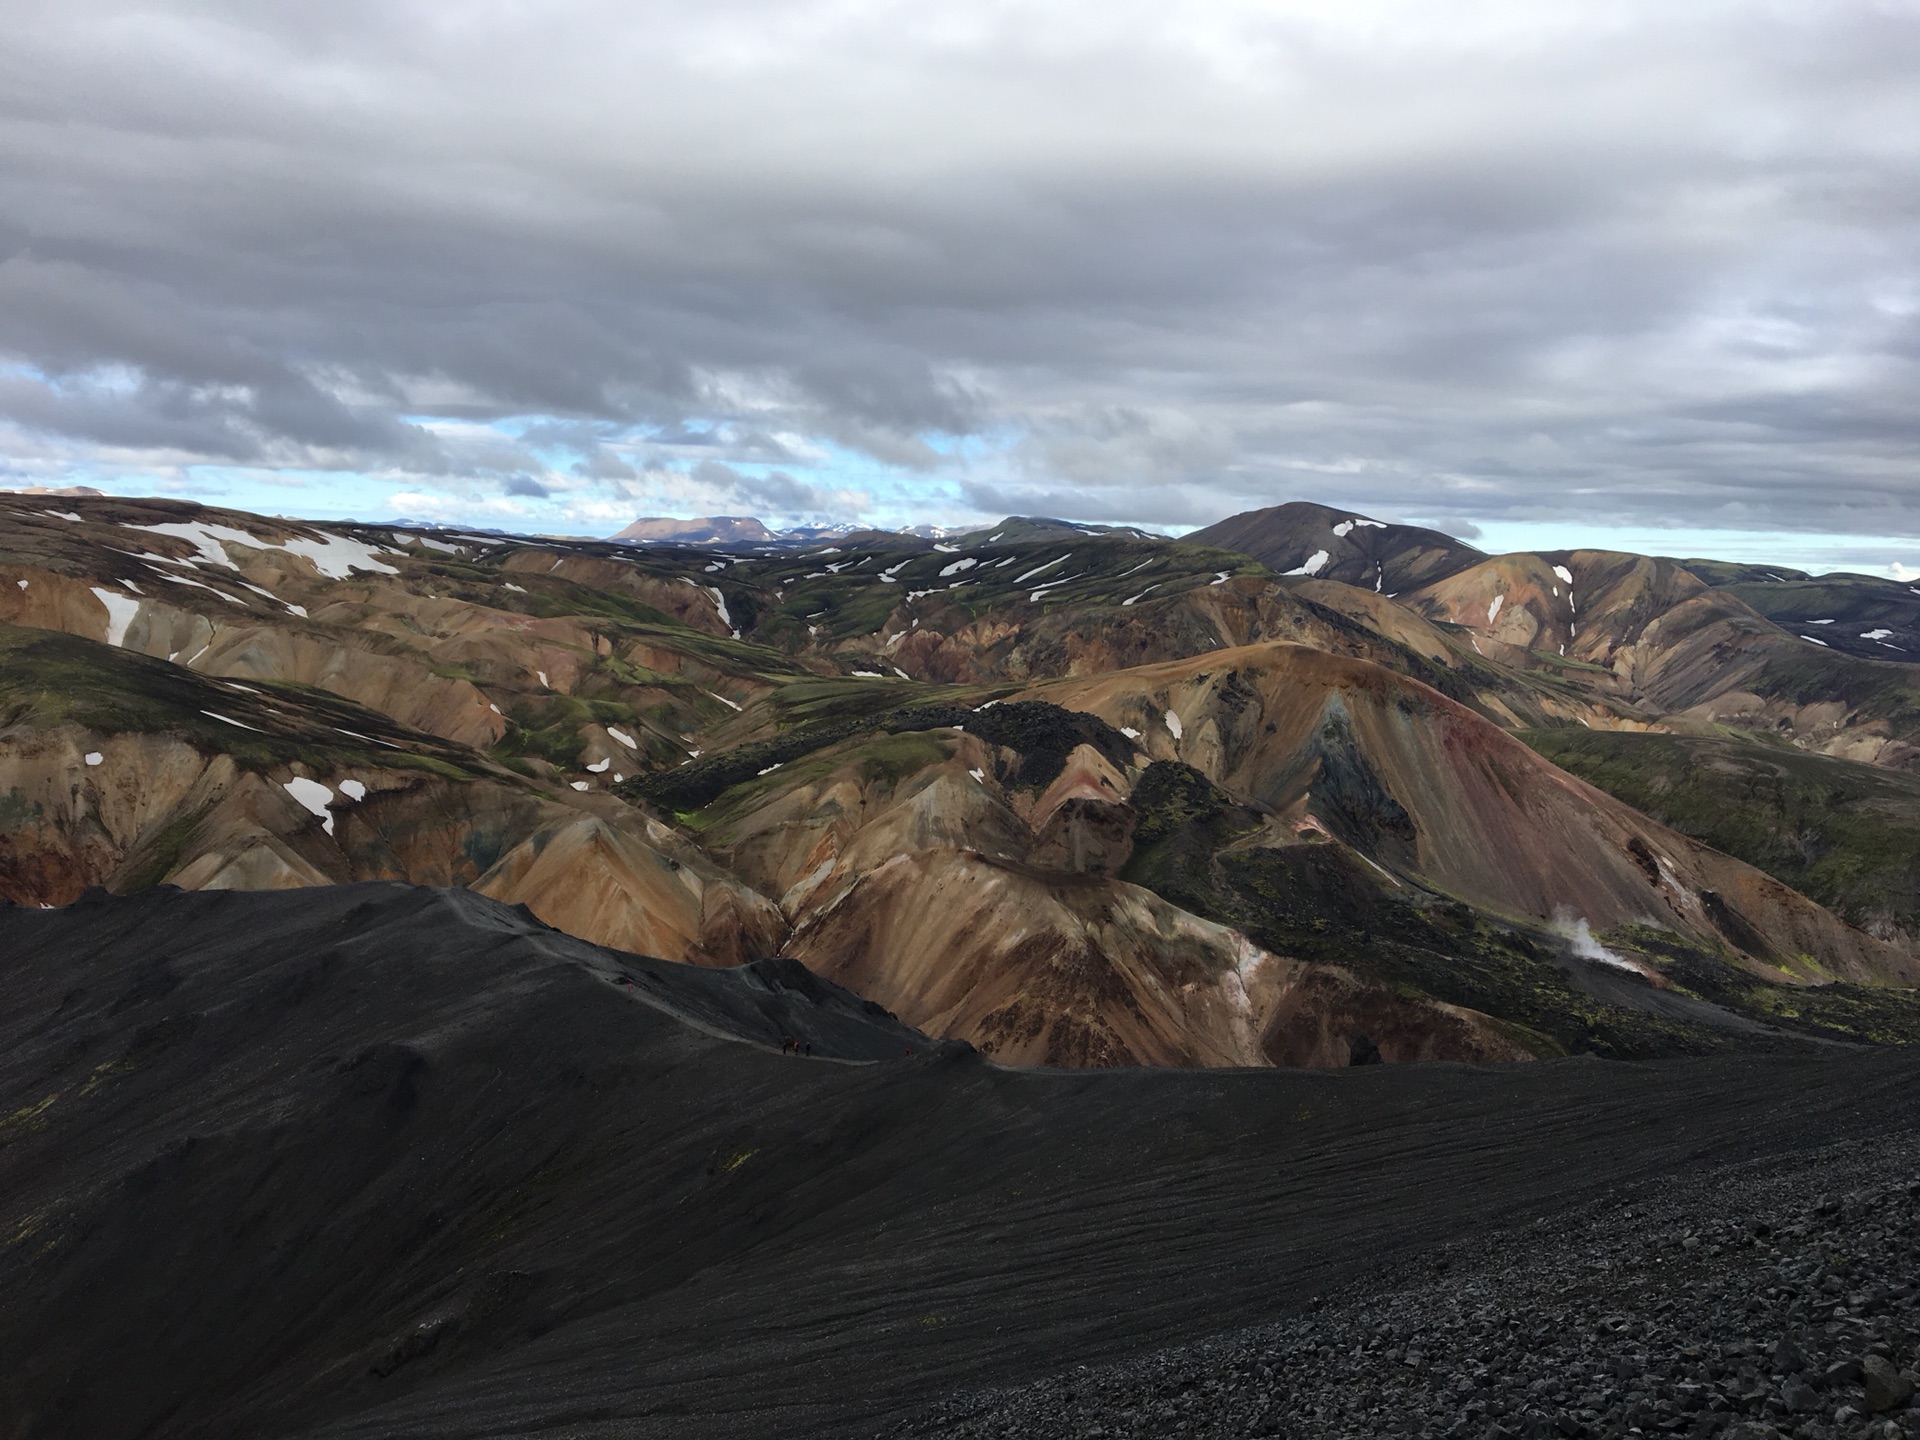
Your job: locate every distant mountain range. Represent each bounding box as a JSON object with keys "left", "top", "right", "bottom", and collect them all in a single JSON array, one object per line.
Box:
[
  {"left": 615, "top": 515, "right": 793, "bottom": 544},
  {"left": 7, "top": 488, "right": 1920, "bottom": 1075},
  {"left": 611, "top": 513, "right": 1165, "bottom": 548}
]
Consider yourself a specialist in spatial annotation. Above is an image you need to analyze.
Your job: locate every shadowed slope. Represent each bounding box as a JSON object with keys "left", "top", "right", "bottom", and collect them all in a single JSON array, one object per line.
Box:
[
  {"left": 4, "top": 887, "right": 1920, "bottom": 1440},
  {"left": 1686, "top": 564, "right": 1920, "bottom": 664}
]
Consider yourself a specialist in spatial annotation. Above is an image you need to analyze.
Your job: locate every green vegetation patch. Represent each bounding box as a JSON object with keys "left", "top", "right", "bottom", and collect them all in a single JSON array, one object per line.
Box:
[
  {"left": 494, "top": 691, "right": 656, "bottom": 769},
  {"left": 1619, "top": 925, "right": 1920, "bottom": 1045},
  {"left": 1520, "top": 727, "right": 1920, "bottom": 943},
  {"left": 619, "top": 698, "right": 1135, "bottom": 814},
  {"left": 1671, "top": 558, "right": 1813, "bottom": 587},
  {"left": 1746, "top": 646, "right": 1920, "bottom": 733},
  {"left": 694, "top": 730, "right": 959, "bottom": 832},
  {"left": 0, "top": 622, "right": 482, "bottom": 779},
  {"left": 1723, "top": 575, "right": 1912, "bottom": 626},
  {"left": 767, "top": 676, "right": 957, "bottom": 728},
  {"left": 117, "top": 802, "right": 219, "bottom": 892}
]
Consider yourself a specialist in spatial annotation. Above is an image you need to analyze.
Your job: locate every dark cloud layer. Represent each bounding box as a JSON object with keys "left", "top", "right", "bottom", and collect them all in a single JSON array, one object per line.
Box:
[{"left": 2, "top": 1, "right": 1917, "bottom": 535}]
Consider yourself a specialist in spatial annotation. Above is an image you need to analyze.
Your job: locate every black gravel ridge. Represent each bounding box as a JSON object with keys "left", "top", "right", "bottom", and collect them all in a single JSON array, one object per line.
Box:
[
  {"left": 8, "top": 885, "right": 1920, "bottom": 1439},
  {"left": 895, "top": 1137, "right": 1920, "bottom": 1440}
]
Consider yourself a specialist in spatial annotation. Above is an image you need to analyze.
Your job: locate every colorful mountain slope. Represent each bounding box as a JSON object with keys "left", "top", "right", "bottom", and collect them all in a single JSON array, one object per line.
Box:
[{"left": 5, "top": 492, "right": 1920, "bottom": 1068}]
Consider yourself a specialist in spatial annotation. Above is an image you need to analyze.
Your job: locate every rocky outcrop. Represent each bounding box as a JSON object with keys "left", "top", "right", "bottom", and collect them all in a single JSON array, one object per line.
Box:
[
  {"left": 696, "top": 728, "right": 1530, "bottom": 1067},
  {"left": 472, "top": 812, "right": 786, "bottom": 965}
]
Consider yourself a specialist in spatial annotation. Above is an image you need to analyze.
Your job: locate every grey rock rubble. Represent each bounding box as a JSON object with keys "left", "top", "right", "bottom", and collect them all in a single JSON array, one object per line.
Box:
[{"left": 893, "top": 1134, "right": 1920, "bottom": 1440}]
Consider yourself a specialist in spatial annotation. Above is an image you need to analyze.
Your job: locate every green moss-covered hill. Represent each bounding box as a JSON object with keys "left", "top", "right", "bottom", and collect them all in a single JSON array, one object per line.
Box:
[{"left": 1521, "top": 727, "right": 1920, "bottom": 947}]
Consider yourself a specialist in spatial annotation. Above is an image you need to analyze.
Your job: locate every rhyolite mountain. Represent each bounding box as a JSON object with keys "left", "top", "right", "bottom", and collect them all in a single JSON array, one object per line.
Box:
[
  {"left": 4, "top": 491, "right": 1920, "bottom": 1065},
  {"left": 613, "top": 515, "right": 784, "bottom": 545}
]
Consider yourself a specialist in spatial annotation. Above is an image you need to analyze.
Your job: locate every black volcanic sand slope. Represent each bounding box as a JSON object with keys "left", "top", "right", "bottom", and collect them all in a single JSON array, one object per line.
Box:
[
  {"left": 5, "top": 889, "right": 1920, "bottom": 1440},
  {"left": 902, "top": 1135, "right": 1920, "bottom": 1440}
]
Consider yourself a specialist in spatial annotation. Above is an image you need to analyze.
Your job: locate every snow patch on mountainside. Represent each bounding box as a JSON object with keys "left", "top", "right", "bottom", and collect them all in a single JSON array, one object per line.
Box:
[
  {"left": 90, "top": 587, "right": 140, "bottom": 647},
  {"left": 1284, "top": 550, "right": 1329, "bottom": 577}
]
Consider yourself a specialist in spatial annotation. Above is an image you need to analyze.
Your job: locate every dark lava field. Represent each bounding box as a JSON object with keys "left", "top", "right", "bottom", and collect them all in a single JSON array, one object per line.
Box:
[{"left": 3, "top": 885, "right": 1918, "bottom": 1439}]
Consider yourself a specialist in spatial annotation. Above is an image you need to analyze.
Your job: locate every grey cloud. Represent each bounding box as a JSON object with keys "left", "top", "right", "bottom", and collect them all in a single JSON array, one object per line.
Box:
[
  {"left": 688, "top": 460, "right": 747, "bottom": 488},
  {"left": 732, "top": 468, "right": 826, "bottom": 513},
  {"left": 690, "top": 458, "right": 829, "bottom": 514},
  {"left": 572, "top": 449, "right": 637, "bottom": 481},
  {"left": 502, "top": 474, "right": 550, "bottom": 498},
  {"left": 957, "top": 478, "right": 1079, "bottom": 521},
  {"left": 641, "top": 423, "right": 804, "bottom": 467},
  {"left": 0, "top": 366, "right": 439, "bottom": 468},
  {"left": 645, "top": 423, "right": 727, "bottom": 449},
  {"left": 513, "top": 419, "right": 612, "bottom": 451},
  {"left": 721, "top": 428, "right": 806, "bottom": 464},
  {"left": 0, "top": 2, "right": 1917, "bottom": 536}
]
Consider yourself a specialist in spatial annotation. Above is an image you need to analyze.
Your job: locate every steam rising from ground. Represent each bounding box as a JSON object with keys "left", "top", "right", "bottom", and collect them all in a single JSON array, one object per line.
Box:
[{"left": 1551, "top": 908, "right": 1638, "bottom": 973}]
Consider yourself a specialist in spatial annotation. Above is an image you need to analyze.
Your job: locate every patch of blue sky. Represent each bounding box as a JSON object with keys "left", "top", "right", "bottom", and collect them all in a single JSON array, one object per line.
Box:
[
  {"left": 1465, "top": 521, "right": 1920, "bottom": 581},
  {"left": 0, "top": 359, "right": 145, "bottom": 395},
  {"left": 34, "top": 425, "right": 1920, "bottom": 578},
  {"left": 770, "top": 440, "right": 976, "bottom": 526}
]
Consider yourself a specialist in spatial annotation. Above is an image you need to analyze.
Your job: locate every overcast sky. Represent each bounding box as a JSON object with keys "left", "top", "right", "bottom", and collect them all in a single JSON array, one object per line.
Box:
[{"left": 3, "top": 1, "right": 1918, "bottom": 563}]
